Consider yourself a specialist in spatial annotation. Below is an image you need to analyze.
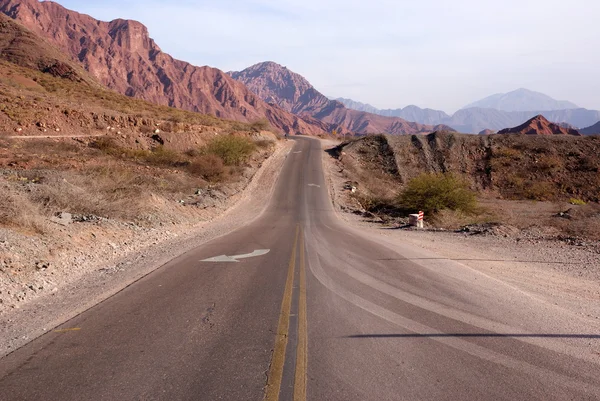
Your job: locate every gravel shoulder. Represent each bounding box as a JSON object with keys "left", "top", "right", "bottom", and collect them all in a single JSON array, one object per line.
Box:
[
  {"left": 320, "top": 138, "right": 600, "bottom": 322},
  {"left": 0, "top": 139, "right": 295, "bottom": 357}
]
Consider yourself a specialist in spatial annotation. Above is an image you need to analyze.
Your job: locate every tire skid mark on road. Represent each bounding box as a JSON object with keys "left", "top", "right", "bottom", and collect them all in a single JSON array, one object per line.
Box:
[
  {"left": 304, "top": 228, "right": 600, "bottom": 395},
  {"left": 309, "top": 225, "right": 600, "bottom": 364}
]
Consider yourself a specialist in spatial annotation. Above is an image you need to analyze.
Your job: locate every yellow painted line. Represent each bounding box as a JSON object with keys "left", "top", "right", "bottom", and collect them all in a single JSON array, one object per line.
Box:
[
  {"left": 294, "top": 226, "right": 308, "bottom": 401},
  {"left": 264, "top": 224, "right": 299, "bottom": 401},
  {"left": 54, "top": 328, "right": 81, "bottom": 333}
]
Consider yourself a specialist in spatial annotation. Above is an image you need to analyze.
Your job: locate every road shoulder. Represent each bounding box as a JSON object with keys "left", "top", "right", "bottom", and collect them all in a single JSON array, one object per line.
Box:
[
  {"left": 0, "top": 139, "right": 295, "bottom": 357},
  {"left": 319, "top": 138, "right": 600, "bottom": 322}
]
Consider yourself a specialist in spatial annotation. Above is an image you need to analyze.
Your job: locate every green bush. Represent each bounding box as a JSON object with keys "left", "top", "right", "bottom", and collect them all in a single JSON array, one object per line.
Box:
[
  {"left": 204, "top": 135, "right": 256, "bottom": 166},
  {"left": 569, "top": 198, "right": 587, "bottom": 205},
  {"left": 396, "top": 173, "right": 477, "bottom": 215}
]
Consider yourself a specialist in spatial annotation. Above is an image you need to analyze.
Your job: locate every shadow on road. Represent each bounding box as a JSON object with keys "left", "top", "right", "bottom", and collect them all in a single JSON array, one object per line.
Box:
[
  {"left": 376, "top": 257, "right": 585, "bottom": 265},
  {"left": 345, "top": 333, "right": 600, "bottom": 339}
]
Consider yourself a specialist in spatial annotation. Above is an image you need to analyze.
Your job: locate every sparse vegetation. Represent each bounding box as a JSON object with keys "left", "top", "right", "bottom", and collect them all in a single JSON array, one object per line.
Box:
[
  {"left": 396, "top": 173, "right": 478, "bottom": 216},
  {"left": 187, "top": 154, "right": 225, "bottom": 182},
  {"left": 203, "top": 135, "right": 257, "bottom": 166},
  {"left": 0, "top": 54, "right": 278, "bottom": 232},
  {"left": 333, "top": 132, "right": 600, "bottom": 240},
  {"left": 569, "top": 198, "right": 587, "bottom": 206},
  {"left": 249, "top": 118, "right": 271, "bottom": 133}
]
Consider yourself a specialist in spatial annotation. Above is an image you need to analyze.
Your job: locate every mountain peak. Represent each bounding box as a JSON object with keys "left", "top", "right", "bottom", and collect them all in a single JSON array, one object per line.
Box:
[
  {"left": 463, "top": 88, "right": 578, "bottom": 112},
  {"left": 229, "top": 61, "right": 321, "bottom": 114},
  {"left": 230, "top": 62, "right": 455, "bottom": 135},
  {"left": 498, "top": 114, "right": 581, "bottom": 136},
  {"left": 0, "top": 0, "right": 328, "bottom": 136}
]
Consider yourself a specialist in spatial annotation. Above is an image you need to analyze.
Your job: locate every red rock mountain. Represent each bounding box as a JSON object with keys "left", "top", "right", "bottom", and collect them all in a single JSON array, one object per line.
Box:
[
  {"left": 230, "top": 62, "right": 454, "bottom": 135},
  {"left": 0, "top": 0, "right": 327, "bottom": 135},
  {"left": 497, "top": 115, "right": 581, "bottom": 136}
]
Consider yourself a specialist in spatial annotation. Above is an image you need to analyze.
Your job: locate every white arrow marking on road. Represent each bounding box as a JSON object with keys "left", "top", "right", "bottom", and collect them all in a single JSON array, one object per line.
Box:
[
  {"left": 201, "top": 249, "right": 270, "bottom": 263},
  {"left": 308, "top": 184, "right": 321, "bottom": 188},
  {"left": 293, "top": 151, "right": 302, "bottom": 154}
]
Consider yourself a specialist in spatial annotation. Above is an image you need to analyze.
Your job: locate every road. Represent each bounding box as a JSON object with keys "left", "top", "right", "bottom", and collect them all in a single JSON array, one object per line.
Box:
[{"left": 1, "top": 137, "right": 599, "bottom": 400}]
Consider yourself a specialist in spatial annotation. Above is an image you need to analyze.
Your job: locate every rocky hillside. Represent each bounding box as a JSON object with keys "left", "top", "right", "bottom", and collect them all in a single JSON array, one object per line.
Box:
[
  {"left": 0, "top": 13, "right": 91, "bottom": 82},
  {"left": 0, "top": 0, "right": 327, "bottom": 136},
  {"left": 462, "top": 88, "right": 579, "bottom": 112},
  {"left": 332, "top": 132, "right": 600, "bottom": 203},
  {"left": 230, "top": 61, "right": 454, "bottom": 135},
  {"left": 580, "top": 121, "right": 600, "bottom": 135},
  {"left": 0, "top": 17, "right": 291, "bottom": 318},
  {"left": 497, "top": 115, "right": 581, "bottom": 136}
]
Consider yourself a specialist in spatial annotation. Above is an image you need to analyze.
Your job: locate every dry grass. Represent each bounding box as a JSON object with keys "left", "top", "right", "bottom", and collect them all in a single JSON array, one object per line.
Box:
[
  {"left": 187, "top": 154, "right": 224, "bottom": 182},
  {"left": 3, "top": 163, "right": 208, "bottom": 224},
  {"left": 0, "top": 179, "right": 47, "bottom": 233}
]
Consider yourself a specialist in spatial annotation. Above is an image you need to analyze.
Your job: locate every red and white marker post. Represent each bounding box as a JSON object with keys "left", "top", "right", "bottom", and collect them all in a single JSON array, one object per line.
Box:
[{"left": 409, "top": 211, "right": 425, "bottom": 229}]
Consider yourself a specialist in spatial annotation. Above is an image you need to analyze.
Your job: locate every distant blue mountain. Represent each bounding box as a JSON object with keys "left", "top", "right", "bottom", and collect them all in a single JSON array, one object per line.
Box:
[
  {"left": 336, "top": 92, "right": 599, "bottom": 133},
  {"left": 462, "top": 88, "right": 579, "bottom": 112}
]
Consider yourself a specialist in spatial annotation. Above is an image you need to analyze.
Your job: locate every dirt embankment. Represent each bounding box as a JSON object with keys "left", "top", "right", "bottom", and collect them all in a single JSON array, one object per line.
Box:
[
  {"left": 0, "top": 134, "right": 294, "bottom": 356},
  {"left": 328, "top": 132, "right": 600, "bottom": 241},
  {"left": 321, "top": 138, "right": 600, "bottom": 323},
  {"left": 0, "top": 43, "right": 297, "bottom": 354}
]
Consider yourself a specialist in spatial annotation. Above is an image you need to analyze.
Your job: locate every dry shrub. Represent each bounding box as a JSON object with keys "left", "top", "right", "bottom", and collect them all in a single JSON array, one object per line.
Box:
[
  {"left": 143, "top": 146, "right": 186, "bottom": 167},
  {"left": 255, "top": 139, "right": 275, "bottom": 149},
  {"left": 535, "top": 155, "right": 563, "bottom": 171},
  {"left": 139, "top": 125, "right": 155, "bottom": 134},
  {"left": 187, "top": 154, "right": 224, "bottom": 181},
  {"left": 89, "top": 137, "right": 119, "bottom": 154},
  {"left": 18, "top": 164, "right": 207, "bottom": 222},
  {"left": 19, "top": 138, "right": 80, "bottom": 154},
  {"left": 250, "top": 118, "right": 272, "bottom": 133},
  {"left": 523, "top": 181, "right": 555, "bottom": 201},
  {"left": 0, "top": 181, "right": 46, "bottom": 233},
  {"left": 26, "top": 169, "right": 147, "bottom": 220},
  {"left": 92, "top": 139, "right": 186, "bottom": 168},
  {"left": 494, "top": 147, "right": 522, "bottom": 160},
  {"left": 433, "top": 209, "right": 479, "bottom": 229}
]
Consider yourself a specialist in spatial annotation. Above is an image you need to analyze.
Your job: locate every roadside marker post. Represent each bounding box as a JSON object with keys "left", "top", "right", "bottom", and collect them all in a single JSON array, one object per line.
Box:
[{"left": 409, "top": 211, "right": 424, "bottom": 229}]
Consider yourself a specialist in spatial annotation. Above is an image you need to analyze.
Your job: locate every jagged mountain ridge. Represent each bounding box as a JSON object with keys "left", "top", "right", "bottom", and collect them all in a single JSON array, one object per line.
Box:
[
  {"left": 338, "top": 96, "right": 600, "bottom": 133},
  {"left": 335, "top": 98, "right": 450, "bottom": 125},
  {"left": 463, "top": 88, "right": 579, "bottom": 112},
  {"left": 0, "top": 0, "right": 328, "bottom": 135},
  {"left": 230, "top": 62, "right": 454, "bottom": 135},
  {"left": 497, "top": 115, "right": 581, "bottom": 136}
]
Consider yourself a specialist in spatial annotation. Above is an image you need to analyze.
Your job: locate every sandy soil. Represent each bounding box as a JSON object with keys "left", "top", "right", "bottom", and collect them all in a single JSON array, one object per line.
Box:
[
  {"left": 0, "top": 139, "right": 295, "bottom": 357},
  {"left": 320, "top": 138, "right": 600, "bottom": 322}
]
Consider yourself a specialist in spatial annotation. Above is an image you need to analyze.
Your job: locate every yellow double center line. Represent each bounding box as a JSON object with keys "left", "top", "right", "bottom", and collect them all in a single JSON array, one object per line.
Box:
[{"left": 264, "top": 224, "right": 308, "bottom": 401}]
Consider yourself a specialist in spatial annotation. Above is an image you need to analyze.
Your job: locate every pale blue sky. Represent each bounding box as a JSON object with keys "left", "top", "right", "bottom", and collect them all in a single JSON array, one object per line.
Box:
[{"left": 54, "top": 0, "right": 600, "bottom": 113}]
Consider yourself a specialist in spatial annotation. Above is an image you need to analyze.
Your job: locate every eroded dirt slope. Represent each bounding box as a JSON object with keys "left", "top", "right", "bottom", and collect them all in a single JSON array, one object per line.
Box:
[{"left": 329, "top": 133, "right": 600, "bottom": 241}]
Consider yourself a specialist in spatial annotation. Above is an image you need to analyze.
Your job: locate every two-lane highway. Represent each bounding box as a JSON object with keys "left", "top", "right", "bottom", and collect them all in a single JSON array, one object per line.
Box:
[{"left": 1, "top": 137, "right": 599, "bottom": 400}]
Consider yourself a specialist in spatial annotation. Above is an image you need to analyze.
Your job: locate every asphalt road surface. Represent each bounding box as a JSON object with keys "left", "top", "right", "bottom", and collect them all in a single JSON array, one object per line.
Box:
[{"left": 1, "top": 137, "right": 599, "bottom": 400}]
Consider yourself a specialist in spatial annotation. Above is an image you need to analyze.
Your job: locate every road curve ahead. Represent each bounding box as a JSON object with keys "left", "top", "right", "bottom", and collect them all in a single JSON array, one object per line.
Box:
[{"left": 1, "top": 137, "right": 599, "bottom": 400}]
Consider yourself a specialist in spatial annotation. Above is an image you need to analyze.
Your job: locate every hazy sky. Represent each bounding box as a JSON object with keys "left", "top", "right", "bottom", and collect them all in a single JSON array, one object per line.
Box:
[{"left": 55, "top": 0, "right": 600, "bottom": 113}]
